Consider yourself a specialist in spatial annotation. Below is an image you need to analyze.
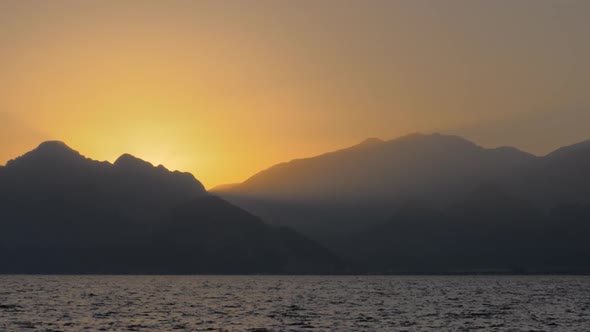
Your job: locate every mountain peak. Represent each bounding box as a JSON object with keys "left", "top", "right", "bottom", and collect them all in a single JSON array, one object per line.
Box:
[
  {"left": 6, "top": 141, "right": 83, "bottom": 167},
  {"left": 114, "top": 153, "right": 156, "bottom": 169},
  {"left": 37, "top": 140, "right": 71, "bottom": 150},
  {"left": 33, "top": 141, "right": 80, "bottom": 157}
]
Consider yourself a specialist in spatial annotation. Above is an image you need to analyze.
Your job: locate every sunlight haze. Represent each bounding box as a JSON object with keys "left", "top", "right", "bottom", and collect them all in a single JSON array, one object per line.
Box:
[{"left": 1, "top": 0, "right": 589, "bottom": 187}]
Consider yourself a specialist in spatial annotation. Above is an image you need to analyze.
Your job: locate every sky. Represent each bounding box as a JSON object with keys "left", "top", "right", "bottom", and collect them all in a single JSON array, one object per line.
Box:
[{"left": 1, "top": 0, "right": 589, "bottom": 188}]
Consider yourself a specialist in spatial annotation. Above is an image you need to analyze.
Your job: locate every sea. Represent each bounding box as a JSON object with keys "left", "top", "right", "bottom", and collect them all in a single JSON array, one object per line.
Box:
[{"left": 0, "top": 275, "right": 589, "bottom": 331}]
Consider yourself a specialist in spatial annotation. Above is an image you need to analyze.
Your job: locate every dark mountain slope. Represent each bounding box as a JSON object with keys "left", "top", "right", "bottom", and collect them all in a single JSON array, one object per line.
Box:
[
  {"left": 150, "top": 196, "right": 341, "bottom": 274},
  {"left": 0, "top": 142, "right": 341, "bottom": 274},
  {"left": 341, "top": 186, "right": 590, "bottom": 274}
]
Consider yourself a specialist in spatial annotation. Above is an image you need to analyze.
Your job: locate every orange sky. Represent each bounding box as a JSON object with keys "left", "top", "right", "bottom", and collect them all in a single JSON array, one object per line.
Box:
[{"left": 1, "top": 1, "right": 590, "bottom": 188}]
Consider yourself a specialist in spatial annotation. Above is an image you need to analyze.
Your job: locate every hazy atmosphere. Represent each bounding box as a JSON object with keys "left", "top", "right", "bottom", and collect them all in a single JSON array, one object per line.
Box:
[
  {"left": 3, "top": 1, "right": 590, "bottom": 331},
  {"left": 2, "top": 0, "right": 589, "bottom": 187}
]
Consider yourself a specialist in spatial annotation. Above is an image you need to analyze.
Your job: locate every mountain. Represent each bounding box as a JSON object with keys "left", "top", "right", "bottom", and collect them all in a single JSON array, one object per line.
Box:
[
  {"left": 4, "top": 136, "right": 590, "bottom": 274},
  {"left": 214, "top": 133, "right": 537, "bottom": 243},
  {"left": 0, "top": 141, "right": 341, "bottom": 274},
  {"left": 221, "top": 133, "right": 535, "bottom": 201},
  {"left": 340, "top": 187, "right": 551, "bottom": 273},
  {"left": 341, "top": 186, "right": 590, "bottom": 273},
  {"left": 502, "top": 139, "right": 590, "bottom": 207},
  {"left": 215, "top": 133, "right": 590, "bottom": 273}
]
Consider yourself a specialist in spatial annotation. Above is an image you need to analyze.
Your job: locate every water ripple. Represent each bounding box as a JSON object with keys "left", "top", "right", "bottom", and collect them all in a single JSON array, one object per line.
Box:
[{"left": 0, "top": 276, "right": 589, "bottom": 331}]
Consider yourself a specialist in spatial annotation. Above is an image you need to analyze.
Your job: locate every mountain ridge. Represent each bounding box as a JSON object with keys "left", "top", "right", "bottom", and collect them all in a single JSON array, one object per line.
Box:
[
  {"left": 214, "top": 133, "right": 590, "bottom": 257},
  {"left": 218, "top": 133, "right": 535, "bottom": 201},
  {"left": 3, "top": 134, "right": 590, "bottom": 273},
  {"left": 0, "top": 142, "right": 342, "bottom": 274}
]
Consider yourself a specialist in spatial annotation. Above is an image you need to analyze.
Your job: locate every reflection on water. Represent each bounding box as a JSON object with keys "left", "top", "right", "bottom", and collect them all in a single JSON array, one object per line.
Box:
[{"left": 0, "top": 275, "right": 589, "bottom": 331}]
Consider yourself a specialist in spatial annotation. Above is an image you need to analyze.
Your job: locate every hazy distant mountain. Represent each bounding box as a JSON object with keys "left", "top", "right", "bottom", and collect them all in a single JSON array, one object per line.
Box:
[
  {"left": 215, "top": 133, "right": 537, "bottom": 242},
  {"left": 0, "top": 141, "right": 341, "bottom": 274},
  {"left": 215, "top": 133, "right": 590, "bottom": 273},
  {"left": 504, "top": 139, "right": 590, "bottom": 207},
  {"left": 220, "top": 133, "right": 535, "bottom": 201}
]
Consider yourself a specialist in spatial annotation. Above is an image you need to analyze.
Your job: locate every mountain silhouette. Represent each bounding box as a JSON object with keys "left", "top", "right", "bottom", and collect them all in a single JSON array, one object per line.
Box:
[
  {"left": 215, "top": 133, "right": 537, "bottom": 243},
  {"left": 340, "top": 185, "right": 590, "bottom": 273},
  {"left": 0, "top": 142, "right": 341, "bottom": 274},
  {"left": 341, "top": 187, "right": 550, "bottom": 273},
  {"left": 502, "top": 138, "right": 590, "bottom": 207},
  {"left": 4, "top": 136, "right": 590, "bottom": 274},
  {"left": 220, "top": 133, "right": 535, "bottom": 201},
  {"left": 215, "top": 133, "right": 590, "bottom": 272}
]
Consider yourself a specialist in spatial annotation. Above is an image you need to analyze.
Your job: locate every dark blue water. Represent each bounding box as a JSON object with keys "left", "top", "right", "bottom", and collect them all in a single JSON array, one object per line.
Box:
[{"left": 0, "top": 275, "right": 589, "bottom": 331}]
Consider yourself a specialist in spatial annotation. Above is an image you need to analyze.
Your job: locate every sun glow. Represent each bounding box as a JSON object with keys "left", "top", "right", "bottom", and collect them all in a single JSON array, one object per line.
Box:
[{"left": 2, "top": 1, "right": 590, "bottom": 188}]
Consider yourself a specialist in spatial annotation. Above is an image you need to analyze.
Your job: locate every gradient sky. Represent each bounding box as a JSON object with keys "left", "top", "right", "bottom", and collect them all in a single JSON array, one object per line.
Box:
[{"left": 1, "top": 0, "right": 589, "bottom": 188}]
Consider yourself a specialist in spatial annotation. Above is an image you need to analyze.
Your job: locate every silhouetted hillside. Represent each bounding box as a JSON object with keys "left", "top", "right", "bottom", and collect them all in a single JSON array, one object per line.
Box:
[
  {"left": 503, "top": 139, "right": 590, "bottom": 207},
  {"left": 215, "top": 133, "right": 537, "bottom": 243},
  {"left": 215, "top": 134, "right": 590, "bottom": 273},
  {"left": 340, "top": 186, "right": 590, "bottom": 273},
  {"left": 149, "top": 196, "right": 340, "bottom": 273},
  {"left": 341, "top": 188, "right": 555, "bottom": 273},
  {"left": 0, "top": 142, "right": 341, "bottom": 274},
  {"left": 4, "top": 136, "right": 590, "bottom": 274},
  {"left": 222, "top": 133, "right": 534, "bottom": 200}
]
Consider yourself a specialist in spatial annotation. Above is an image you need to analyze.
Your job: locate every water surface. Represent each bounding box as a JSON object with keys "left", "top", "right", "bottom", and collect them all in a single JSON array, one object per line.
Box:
[{"left": 0, "top": 275, "right": 589, "bottom": 331}]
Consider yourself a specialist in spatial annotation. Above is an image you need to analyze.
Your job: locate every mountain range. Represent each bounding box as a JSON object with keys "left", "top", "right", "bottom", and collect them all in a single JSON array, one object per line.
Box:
[
  {"left": 0, "top": 141, "right": 341, "bottom": 274},
  {"left": 3, "top": 133, "right": 590, "bottom": 273},
  {"left": 214, "top": 133, "right": 590, "bottom": 273}
]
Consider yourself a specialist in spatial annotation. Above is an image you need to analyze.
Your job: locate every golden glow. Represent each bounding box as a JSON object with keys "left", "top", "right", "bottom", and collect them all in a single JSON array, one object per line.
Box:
[{"left": 2, "top": 1, "right": 590, "bottom": 188}]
